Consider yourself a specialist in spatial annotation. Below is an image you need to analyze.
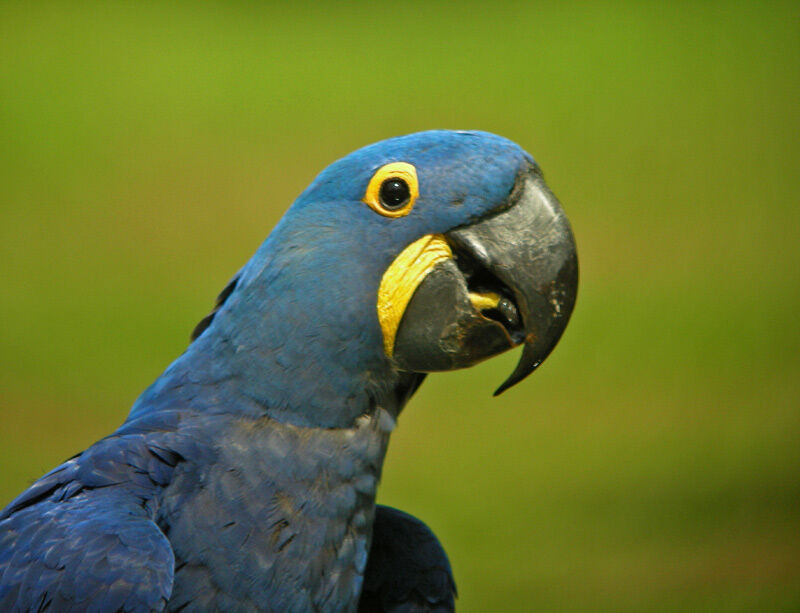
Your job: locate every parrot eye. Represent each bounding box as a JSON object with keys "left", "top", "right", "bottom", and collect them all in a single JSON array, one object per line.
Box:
[
  {"left": 379, "top": 179, "right": 410, "bottom": 210},
  {"left": 363, "top": 162, "right": 418, "bottom": 218}
]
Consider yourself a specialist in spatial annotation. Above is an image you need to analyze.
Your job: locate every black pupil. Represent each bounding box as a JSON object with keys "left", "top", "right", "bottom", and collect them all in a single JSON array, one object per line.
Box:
[{"left": 379, "top": 178, "right": 410, "bottom": 210}]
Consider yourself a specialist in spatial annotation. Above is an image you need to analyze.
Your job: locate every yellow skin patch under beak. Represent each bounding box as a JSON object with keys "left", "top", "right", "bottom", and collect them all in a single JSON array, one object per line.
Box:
[
  {"left": 377, "top": 237, "right": 505, "bottom": 358},
  {"left": 377, "top": 234, "right": 452, "bottom": 357}
]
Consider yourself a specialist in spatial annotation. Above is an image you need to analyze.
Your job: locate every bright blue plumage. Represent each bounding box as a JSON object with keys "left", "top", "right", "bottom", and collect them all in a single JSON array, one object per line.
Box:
[{"left": 0, "top": 130, "right": 574, "bottom": 612}]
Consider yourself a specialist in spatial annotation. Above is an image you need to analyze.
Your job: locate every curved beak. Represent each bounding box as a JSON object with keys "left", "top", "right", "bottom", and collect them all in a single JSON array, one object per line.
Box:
[{"left": 386, "top": 165, "right": 578, "bottom": 395}]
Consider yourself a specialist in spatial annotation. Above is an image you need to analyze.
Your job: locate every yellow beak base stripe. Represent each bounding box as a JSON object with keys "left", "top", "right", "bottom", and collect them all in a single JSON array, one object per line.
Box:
[{"left": 377, "top": 234, "right": 452, "bottom": 357}]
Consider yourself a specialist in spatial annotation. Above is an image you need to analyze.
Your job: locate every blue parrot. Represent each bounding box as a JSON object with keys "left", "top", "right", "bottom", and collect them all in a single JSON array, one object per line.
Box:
[{"left": 0, "top": 130, "right": 578, "bottom": 612}]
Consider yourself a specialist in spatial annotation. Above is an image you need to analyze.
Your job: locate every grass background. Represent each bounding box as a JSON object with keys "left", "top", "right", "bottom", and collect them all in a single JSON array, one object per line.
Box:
[{"left": 1, "top": 1, "right": 798, "bottom": 610}]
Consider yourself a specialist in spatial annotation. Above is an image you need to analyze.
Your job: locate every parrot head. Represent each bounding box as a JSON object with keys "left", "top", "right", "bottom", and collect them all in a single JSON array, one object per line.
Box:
[{"left": 177, "top": 130, "right": 577, "bottom": 427}]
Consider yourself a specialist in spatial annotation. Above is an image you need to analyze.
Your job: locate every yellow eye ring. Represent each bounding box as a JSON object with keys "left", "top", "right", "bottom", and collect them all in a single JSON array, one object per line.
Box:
[{"left": 362, "top": 162, "right": 419, "bottom": 218}]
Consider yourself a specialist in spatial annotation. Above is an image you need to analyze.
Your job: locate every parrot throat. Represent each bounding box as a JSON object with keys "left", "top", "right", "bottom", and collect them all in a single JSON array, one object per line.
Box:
[
  {"left": 128, "top": 313, "right": 426, "bottom": 430},
  {"left": 130, "top": 215, "right": 428, "bottom": 429}
]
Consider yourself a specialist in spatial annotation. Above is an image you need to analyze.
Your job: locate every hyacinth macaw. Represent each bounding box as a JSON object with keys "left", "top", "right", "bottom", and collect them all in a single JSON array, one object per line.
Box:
[{"left": 0, "top": 130, "right": 578, "bottom": 612}]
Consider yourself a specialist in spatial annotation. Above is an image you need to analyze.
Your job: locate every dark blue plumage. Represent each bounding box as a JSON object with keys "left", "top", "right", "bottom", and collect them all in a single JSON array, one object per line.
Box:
[
  {"left": 0, "top": 130, "right": 577, "bottom": 611},
  {"left": 360, "top": 508, "right": 456, "bottom": 612}
]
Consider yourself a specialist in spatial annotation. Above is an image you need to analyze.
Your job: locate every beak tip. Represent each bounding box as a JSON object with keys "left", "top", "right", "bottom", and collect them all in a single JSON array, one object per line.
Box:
[{"left": 492, "top": 350, "right": 544, "bottom": 396}]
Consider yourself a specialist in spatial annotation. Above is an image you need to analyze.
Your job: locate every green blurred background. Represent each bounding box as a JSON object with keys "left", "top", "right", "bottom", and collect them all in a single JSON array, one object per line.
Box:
[{"left": 1, "top": 1, "right": 798, "bottom": 610}]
